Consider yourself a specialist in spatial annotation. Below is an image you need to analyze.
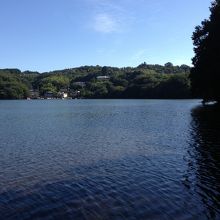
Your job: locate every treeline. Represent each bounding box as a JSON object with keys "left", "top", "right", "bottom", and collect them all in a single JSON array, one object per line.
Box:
[
  {"left": 190, "top": 0, "right": 220, "bottom": 103},
  {"left": 0, "top": 62, "right": 192, "bottom": 99},
  {"left": 0, "top": 69, "right": 31, "bottom": 99}
]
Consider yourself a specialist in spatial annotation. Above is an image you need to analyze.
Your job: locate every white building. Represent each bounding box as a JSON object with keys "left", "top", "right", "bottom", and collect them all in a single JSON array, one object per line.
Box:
[
  {"left": 58, "top": 92, "right": 68, "bottom": 99},
  {"left": 96, "top": 76, "right": 110, "bottom": 80}
]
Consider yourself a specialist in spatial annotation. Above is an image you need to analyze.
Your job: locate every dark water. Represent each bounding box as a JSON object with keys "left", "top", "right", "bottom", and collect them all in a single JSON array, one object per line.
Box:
[{"left": 0, "top": 100, "right": 219, "bottom": 220}]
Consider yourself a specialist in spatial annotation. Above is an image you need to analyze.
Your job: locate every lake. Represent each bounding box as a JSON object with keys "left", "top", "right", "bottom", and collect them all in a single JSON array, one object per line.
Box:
[{"left": 0, "top": 100, "right": 220, "bottom": 220}]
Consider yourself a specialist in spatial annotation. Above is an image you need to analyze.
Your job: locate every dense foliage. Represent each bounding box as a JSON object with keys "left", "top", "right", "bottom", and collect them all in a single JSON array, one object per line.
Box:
[
  {"left": 190, "top": 0, "right": 220, "bottom": 103},
  {"left": 0, "top": 69, "right": 30, "bottom": 99},
  {"left": 0, "top": 63, "right": 191, "bottom": 99}
]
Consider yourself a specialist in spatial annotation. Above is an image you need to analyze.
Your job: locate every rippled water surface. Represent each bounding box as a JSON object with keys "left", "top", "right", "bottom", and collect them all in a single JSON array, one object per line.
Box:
[{"left": 0, "top": 100, "right": 220, "bottom": 220}]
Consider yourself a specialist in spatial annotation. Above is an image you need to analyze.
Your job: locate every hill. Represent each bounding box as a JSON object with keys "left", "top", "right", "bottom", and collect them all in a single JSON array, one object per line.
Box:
[{"left": 0, "top": 63, "right": 192, "bottom": 99}]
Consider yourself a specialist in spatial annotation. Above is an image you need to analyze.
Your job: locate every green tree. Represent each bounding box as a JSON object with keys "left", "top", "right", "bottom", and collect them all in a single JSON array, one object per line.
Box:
[
  {"left": 156, "top": 74, "right": 191, "bottom": 99},
  {"left": 0, "top": 73, "right": 29, "bottom": 99},
  {"left": 190, "top": 0, "right": 220, "bottom": 103},
  {"left": 40, "top": 83, "right": 57, "bottom": 95}
]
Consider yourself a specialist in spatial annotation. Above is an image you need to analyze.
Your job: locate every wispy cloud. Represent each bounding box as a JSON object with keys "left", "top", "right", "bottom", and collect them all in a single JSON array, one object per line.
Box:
[
  {"left": 87, "top": 0, "right": 133, "bottom": 33},
  {"left": 93, "top": 13, "right": 119, "bottom": 33}
]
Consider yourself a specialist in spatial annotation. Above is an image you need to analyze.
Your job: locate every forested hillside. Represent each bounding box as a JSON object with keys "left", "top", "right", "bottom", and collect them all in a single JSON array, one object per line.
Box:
[{"left": 0, "top": 63, "right": 192, "bottom": 99}]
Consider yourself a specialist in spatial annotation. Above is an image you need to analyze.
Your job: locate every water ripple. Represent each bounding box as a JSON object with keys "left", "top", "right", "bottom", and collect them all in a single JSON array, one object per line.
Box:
[{"left": 0, "top": 100, "right": 219, "bottom": 219}]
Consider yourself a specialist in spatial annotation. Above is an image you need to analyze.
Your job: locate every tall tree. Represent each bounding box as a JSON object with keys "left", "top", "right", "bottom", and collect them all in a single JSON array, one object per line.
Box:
[{"left": 190, "top": 0, "right": 220, "bottom": 103}]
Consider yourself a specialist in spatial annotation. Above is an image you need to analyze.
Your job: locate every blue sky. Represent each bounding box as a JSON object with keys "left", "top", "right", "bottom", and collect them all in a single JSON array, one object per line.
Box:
[{"left": 0, "top": 0, "right": 212, "bottom": 72}]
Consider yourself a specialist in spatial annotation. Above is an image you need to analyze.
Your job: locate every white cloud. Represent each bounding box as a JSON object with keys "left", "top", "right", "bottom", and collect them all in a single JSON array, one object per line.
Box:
[
  {"left": 87, "top": 0, "right": 133, "bottom": 33},
  {"left": 93, "top": 13, "right": 118, "bottom": 33}
]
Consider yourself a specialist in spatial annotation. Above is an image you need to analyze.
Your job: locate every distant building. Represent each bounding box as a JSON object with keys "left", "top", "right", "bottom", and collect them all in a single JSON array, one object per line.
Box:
[
  {"left": 60, "top": 88, "right": 68, "bottom": 93},
  {"left": 44, "top": 92, "right": 54, "bottom": 99},
  {"left": 58, "top": 92, "right": 68, "bottom": 99},
  {"left": 29, "top": 90, "right": 39, "bottom": 99},
  {"left": 69, "top": 90, "right": 80, "bottom": 98},
  {"left": 96, "top": 76, "right": 110, "bottom": 80},
  {"left": 72, "top": 82, "right": 86, "bottom": 87}
]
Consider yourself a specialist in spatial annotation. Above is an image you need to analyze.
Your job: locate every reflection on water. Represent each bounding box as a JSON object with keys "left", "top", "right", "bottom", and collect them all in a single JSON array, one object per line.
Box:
[
  {"left": 188, "top": 105, "right": 220, "bottom": 219},
  {"left": 0, "top": 100, "right": 220, "bottom": 219}
]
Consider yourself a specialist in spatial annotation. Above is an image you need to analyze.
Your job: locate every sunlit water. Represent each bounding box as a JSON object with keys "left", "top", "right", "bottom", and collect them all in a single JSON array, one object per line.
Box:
[{"left": 0, "top": 100, "right": 219, "bottom": 220}]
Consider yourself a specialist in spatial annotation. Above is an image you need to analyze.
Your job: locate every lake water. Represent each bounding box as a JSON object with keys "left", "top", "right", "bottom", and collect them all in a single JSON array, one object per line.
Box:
[{"left": 0, "top": 100, "right": 220, "bottom": 220}]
